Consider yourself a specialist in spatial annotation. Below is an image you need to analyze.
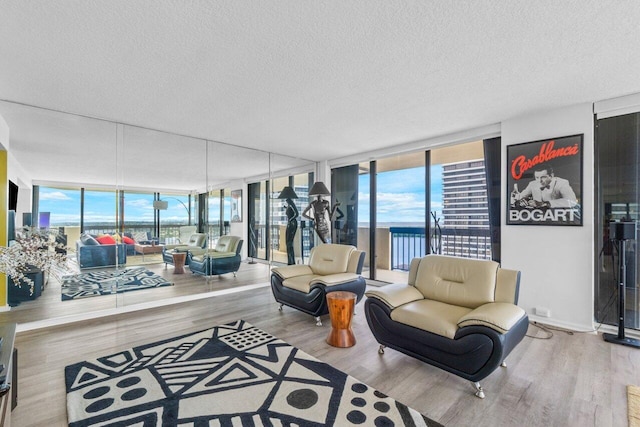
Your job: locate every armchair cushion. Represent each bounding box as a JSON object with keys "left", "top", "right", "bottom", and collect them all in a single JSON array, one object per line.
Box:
[
  {"left": 391, "top": 299, "right": 472, "bottom": 339},
  {"left": 308, "top": 244, "right": 353, "bottom": 275},
  {"left": 457, "top": 302, "right": 527, "bottom": 334},
  {"left": 282, "top": 275, "right": 320, "bottom": 293},
  {"left": 416, "top": 255, "right": 499, "bottom": 309}
]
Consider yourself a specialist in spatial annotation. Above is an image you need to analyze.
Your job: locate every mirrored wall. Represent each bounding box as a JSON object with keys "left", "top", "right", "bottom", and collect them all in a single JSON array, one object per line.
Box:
[{"left": 0, "top": 99, "right": 315, "bottom": 323}]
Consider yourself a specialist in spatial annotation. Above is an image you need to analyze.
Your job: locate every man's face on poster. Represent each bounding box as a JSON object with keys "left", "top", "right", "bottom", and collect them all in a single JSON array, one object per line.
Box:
[{"left": 534, "top": 169, "right": 553, "bottom": 188}]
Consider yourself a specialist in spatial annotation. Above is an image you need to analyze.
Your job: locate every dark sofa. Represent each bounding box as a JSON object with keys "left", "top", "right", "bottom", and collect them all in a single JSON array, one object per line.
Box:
[{"left": 76, "top": 235, "right": 127, "bottom": 269}]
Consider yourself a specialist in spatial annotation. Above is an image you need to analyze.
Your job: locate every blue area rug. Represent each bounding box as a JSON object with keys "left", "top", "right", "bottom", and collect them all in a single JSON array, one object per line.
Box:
[
  {"left": 65, "top": 320, "right": 442, "bottom": 426},
  {"left": 61, "top": 267, "right": 173, "bottom": 301}
]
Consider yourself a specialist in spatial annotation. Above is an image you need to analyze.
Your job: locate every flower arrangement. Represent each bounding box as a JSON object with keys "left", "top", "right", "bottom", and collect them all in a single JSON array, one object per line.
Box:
[{"left": 0, "top": 227, "right": 68, "bottom": 295}]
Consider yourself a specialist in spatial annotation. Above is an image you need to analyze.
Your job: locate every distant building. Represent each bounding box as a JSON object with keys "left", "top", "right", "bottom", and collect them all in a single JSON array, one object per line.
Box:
[{"left": 440, "top": 159, "right": 491, "bottom": 259}]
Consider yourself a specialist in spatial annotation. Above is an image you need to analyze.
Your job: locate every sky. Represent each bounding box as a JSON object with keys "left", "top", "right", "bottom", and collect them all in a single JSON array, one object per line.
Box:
[{"left": 357, "top": 165, "right": 442, "bottom": 226}]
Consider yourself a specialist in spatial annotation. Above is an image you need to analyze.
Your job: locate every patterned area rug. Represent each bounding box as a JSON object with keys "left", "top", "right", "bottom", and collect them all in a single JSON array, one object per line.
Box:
[
  {"left": 61, "top": 267, "right": 173, "bottom": 301},
  {"left": 65, "top": 320, "right": 442, "bottom": 426}
]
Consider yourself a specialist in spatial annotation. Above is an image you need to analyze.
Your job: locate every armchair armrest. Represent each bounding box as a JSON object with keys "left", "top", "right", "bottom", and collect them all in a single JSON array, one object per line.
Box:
[
  {"left": 272, "top": 265, "right": 314, "bottom": 280},
  {"left": 365, "top": 283, "right": 424, "bottom": 309},
  {"left": 310, "top": 273, "right": 359, "bottom": 287},
  {"left": 457, "top": 302, "right": 526, "bottom": 334}
]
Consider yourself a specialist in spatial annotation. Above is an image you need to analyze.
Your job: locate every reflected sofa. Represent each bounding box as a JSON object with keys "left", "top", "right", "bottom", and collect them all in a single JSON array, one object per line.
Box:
[
  {"left": 270, "top": 243, "right": 366, "bottom": 325},
  {"left": 364, "top": 254, "right": 528, "bottom": 398},
  {"left": 187, "top": 235, "right": 243, "bottom": 277},
  {"left": 76, "top": 234, "right": 127, "bottom": 269}
]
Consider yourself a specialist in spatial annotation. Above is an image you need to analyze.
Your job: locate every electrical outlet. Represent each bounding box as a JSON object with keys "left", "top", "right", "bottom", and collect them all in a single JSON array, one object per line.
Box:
[{"left": 535, "top": 307, "right": 551, "bottom": 317}]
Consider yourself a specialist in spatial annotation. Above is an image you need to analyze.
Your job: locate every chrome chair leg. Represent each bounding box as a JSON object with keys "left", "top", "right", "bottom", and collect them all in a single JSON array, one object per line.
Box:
[
  {"left": 315, "top": 316, "right": 322, "bottom": 326},
  {"left": 378, "top": 345, "right": 386, "bottom": 354},
  {"left": 473, "top": 382, "right": 485, "bottom": 399},
  {"left": 278, "top": 303, "right": 283, "bottom": 311},
  {"left": 501, "top": 360, "right": 507, "bottom": 368}
]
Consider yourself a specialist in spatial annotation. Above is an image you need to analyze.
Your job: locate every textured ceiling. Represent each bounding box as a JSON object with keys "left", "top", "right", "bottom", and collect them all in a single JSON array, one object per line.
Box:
[{"left": 0, "top": 0, "right": 639, "bottom": 188}]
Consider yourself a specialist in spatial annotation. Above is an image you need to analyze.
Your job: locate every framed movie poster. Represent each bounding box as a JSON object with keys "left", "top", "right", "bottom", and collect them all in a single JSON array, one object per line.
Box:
[
  {"left": 507, "top": 134, "right": 583, "bottom": 226},
  {"left": 231, "top": 190, "right": 242, "bottom": 222}
]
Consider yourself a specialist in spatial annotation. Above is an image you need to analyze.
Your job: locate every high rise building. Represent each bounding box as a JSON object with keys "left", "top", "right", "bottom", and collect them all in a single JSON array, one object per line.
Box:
[{"left": 440, "top": 159, "right": 491, "bottom": 259}]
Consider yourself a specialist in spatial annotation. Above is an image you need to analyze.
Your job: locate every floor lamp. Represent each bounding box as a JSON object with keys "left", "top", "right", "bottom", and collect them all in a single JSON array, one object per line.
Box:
[{"left": 603, "top": 221, "right": 640, "bottom": 348}]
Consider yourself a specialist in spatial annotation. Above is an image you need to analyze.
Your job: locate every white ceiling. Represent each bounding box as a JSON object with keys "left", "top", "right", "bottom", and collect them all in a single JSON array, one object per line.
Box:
[{"left": 0, "top": 1, "right": 639, "bottom": 189}]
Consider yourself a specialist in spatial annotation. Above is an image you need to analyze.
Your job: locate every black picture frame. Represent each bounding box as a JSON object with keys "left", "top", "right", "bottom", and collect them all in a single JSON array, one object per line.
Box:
[{"left": 506, "top": 134, "right": 583, "bottom": 226}]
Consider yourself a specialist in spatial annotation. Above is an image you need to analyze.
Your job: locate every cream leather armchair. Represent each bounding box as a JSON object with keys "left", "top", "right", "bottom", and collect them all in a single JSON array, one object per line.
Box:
[
  {"left": 162, "top": 233, "right": 207, "bottom": 268},
  {"left": 271, "top": 243, "right": 366, "bottom": 325},
  {"left": 364, "top": 254, "right": 528, "bottom": 398},
  {"left": 187, "top": 235, "right": 243, "bottom": 277}
]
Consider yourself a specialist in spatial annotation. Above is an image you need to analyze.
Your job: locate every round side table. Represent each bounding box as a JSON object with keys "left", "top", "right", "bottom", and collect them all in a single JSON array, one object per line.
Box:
[{"left": 326, "top": 291, "right": 357, "bottom": 348}]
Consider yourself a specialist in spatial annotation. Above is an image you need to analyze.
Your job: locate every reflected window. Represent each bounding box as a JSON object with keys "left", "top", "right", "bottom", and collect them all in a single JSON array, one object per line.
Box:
[
  {"left": 83, "top": 189, "right": 117, "bottom": 235},
  {"left": 38, "top": 186, "right": 81, "bottom": 228}
]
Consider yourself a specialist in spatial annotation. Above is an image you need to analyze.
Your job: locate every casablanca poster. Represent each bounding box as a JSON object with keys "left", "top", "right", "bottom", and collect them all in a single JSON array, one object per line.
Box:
[{"left": 507, "top": 134, "right": 583, "bottom": 226}]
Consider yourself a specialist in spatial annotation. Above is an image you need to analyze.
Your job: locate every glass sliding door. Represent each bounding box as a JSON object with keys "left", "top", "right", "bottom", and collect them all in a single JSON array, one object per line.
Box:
[
  {"left": 248, "top": 181, "right": 269, "bottom": 261},
  {"left": 374, "top": 152, "right": 426, "bottom": 282},
  {"left": 595, "top": 112, "right": 640, "bottom": 330},
  {"left": 332, "top": 165, "right": 359, "bottom": 247},
  {"left": 429, "top": 141, "right": 492, "bottom": 260},
  {"left": 271, "top": 176, "right": 289, "bottom": 265}
]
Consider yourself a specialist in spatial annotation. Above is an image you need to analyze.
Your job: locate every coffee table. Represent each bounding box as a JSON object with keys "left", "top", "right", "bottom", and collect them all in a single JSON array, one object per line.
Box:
[
  {"left": 325, "top": 291, "right": 357, "bottom": 348},
  {"left": 134, "top": 243, "right": 164, "bottom": 262}
]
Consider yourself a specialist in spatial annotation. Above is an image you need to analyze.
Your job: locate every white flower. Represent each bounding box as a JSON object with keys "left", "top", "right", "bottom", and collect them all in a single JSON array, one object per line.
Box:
[{"left": 0, "top": 228, "right": 68, "bottom": 295}]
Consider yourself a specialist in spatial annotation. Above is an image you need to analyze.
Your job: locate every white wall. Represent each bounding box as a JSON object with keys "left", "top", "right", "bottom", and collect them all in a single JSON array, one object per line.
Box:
[{"left": 501, "top": 103, "right": 594, "bottom": 331}]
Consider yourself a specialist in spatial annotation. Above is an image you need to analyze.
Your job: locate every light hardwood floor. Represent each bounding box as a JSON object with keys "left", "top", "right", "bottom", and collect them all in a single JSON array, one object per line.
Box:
[{"left": 5, "top": 261, "right": 640, "bottom": 426}]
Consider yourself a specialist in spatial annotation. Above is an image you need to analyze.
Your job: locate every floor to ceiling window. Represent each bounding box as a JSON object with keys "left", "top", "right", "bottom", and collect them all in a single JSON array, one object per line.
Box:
[
  {"left": 158, "top": 193, "right": 192, "bottom": 243},
  {"left": 247, "top": 181, "right": 269, "bottom": 261},
  {"left": 122, "top": 191, "right": 155, "bottom": 237},
  {"left": 331, "top": 139, "right": 495, "bottom": 282},
  {"left": 595, "top": 111, "right": 640, "bottom": 330},
  {"left": 374, "top": 153, "right": 427, "bottom": 282},
  {"left": 430, "top": 140, "right": 492, "bottom": 260}
]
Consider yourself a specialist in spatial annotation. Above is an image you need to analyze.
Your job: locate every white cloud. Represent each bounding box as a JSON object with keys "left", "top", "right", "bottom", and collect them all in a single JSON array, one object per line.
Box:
[
  {"left": 126, "top": 198, "right": 152, "bottom": 208},
  {"left": 40, "top": 191, "right": 72, "bottom": 201}
]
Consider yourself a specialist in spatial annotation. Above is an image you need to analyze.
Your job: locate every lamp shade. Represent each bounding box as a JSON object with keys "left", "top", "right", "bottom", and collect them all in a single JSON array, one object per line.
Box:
[
  {"left": 308, "top": 181, "right": 330, "bottom": 196},
  {"left": 153, "top": 200, "right": 168, "bottom": 210},
  {"left": 277, "top": 186, "right": 298, "bottom": 199}
]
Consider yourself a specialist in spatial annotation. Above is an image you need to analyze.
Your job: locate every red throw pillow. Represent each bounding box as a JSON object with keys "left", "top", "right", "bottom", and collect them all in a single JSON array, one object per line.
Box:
[
  {"left": 96, "top": 235, "right": 116, "bottom": 245},
  {"left": 122, "top": 236, "right": 135, "bottom": 245}
]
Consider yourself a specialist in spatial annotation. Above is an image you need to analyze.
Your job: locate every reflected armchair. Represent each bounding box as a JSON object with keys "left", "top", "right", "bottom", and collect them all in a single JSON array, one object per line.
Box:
[
  {"left": 162, "top": 233, "right": 207, "bottom": 268},
  {"left": 187, "top": 235, "right": 243, "bottom": 277}
]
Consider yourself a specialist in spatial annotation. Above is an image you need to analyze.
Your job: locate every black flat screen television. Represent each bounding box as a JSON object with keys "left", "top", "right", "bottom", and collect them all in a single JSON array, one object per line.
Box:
[{"left": 8, "top": 181, "right": 18, "bottom": 211}]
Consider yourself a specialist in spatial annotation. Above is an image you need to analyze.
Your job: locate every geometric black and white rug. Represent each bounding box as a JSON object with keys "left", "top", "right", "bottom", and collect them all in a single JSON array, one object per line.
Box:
[
  {"left": 65, "top": 320, "right": 442, "bottom": 426},
  {"left": 61, "top": 267, "right": 173, "bottom": 301}
]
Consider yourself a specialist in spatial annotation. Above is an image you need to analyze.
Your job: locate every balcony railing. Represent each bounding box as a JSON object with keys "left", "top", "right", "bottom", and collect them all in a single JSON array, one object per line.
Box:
[{"left": 390, "top": 226, "right": 492, "bottom": 271}]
